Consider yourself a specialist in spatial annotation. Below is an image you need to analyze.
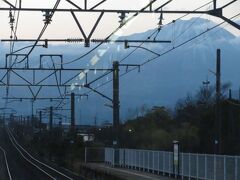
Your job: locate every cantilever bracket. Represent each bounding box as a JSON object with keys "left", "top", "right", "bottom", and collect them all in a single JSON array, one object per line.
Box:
[
  {"left": 208, "top": 8, "right": 223, "bottom": 17},
  {"left": 5, "top": 54, "right": 29, "bottom": 68},
  {"left": 71, "top": 11, "right": 104, "bottom": 47},
  {"left": 65, "top": 0, "right": 82, "bottom": 10},
  {"left": 220, "top": 15, "right": 240, "bottom": 30},
  {"left": 27, "top": 86, "right": 43, "bottom": 100},
  {"left": 119, "top": 64, "right": 141, "bottom": 73},
  {"left": 154, "top": 0, "right": 172, "bottom": 12},
  {"left": 90, "top": 0, "right": 107, "bottom": 10},
  {"left": 2, "top": 0, "right": 16, "bottom": 8},
  {"left": 85, "top": 85, "right": 113, "bottom": 102},
  {"left": 207, "top": 0, "right": 240, "bottom": 30},
  {"left": 207, "top": 9, "right": 240, "bottom": 30}
]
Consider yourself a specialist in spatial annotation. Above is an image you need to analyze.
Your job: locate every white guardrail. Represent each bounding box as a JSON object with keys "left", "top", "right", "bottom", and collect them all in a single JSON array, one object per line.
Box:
[{"left": 104, "top": 148, "right": 240, "bottom": 180}]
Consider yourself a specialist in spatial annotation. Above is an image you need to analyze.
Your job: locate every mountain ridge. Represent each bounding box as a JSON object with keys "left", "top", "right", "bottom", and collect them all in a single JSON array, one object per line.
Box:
[{"left": 0, "top": 18, "right": 240, "bottom": 124}]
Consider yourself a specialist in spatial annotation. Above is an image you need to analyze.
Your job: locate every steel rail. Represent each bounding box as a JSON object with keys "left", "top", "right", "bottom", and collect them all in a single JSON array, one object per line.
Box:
[
  {"left": 6, "top": 129, "right": 57, "bottom": 180},
  {"left": 7, "top": 128, "right": 74, "bottom": 180},
  {"left": 8, "top": 128, "right": 73, "bottom": 180},
  {"left": 0, "top": 146, "right": 12, "bottom": 180}
]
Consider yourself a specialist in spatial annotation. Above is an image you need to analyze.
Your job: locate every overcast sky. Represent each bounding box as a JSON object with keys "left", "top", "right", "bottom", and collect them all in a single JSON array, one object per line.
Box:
[{"left": 0, "top": 0, "right": 239, "bottom": 39}]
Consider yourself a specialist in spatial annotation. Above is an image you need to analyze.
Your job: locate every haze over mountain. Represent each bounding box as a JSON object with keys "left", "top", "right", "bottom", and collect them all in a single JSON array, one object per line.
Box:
[{"left": 0, "top": 17, "right": 240, "bottom": 125}]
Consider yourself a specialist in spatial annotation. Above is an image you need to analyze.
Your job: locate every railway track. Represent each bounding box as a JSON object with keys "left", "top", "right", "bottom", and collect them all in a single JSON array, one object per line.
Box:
[
  {"left": 6, "top": 127, "right": 80, "bottom": 180},
  {"left": 0, "top": 145, "right": 12, "bottom": 180}
]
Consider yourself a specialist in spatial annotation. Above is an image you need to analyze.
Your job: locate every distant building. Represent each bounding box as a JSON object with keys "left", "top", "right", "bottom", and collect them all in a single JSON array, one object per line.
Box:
[
  {"left": 100, "top": 121, "right": 112, "bottom": 128},
  {"left": 77, "top": 133, "right": 94, "bottom": 142}
]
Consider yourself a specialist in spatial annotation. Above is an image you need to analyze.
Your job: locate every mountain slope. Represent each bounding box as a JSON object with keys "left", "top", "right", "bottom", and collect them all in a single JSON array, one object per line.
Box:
[{"left": 0, "top": 18, "right": 240, "bottom": 124}]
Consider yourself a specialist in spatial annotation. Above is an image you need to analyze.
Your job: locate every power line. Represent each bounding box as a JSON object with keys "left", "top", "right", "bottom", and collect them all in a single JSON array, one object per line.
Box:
[
  {"left": 5, "top": 0, "right": 21, "bottom": 112},
  {"left": 58, "top": 0, "right": 159, "bottom": 65},
  {"left": 85, "top": 12, "right": 240, "bottom": 98},
  {"left": 83, "top": 2, "right": 213, "bottom": 96},
  {"left": 17, "top": 0, "right": 61, "bottom": 64},
  {"left": 120, "top": 0, "right": 213, "bottom": 64},
  {"left": 2, "top": 0, "right": 61, "bottom": 115}
]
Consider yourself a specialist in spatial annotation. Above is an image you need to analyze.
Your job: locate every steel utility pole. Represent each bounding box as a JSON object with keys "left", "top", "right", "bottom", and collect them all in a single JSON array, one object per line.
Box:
[
  {"left": 213, "top": 0, "right": 217, "bottom": 10},
  {"left": 215, "top": 49, "right": 222, "bottom": 154},
  {"left": 31, "top": 100, "right": 34, "bottom": 121},
  {"left": 49, "top": 106, "right": 53, "bottom": 130},
  {"left": 71, "top": 92, "right": 75, "bottom": 131},
  {"left": 39, "top": 111, "right": 42, "bottom": 130},
  {"left": 113, "top": 61, "right": 120, "bottom": 147}
]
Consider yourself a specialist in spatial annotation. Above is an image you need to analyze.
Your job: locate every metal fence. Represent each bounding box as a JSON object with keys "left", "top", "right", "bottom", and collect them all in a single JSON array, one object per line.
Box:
[{"left": 104, "top": 148, "right": 240, "bottom": 180}]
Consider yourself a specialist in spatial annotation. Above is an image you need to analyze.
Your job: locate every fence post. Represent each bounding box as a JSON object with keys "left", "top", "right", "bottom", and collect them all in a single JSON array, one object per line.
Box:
[
  {"left": 163, "top": 151, "right": 165, "bottom": 176},
  {"left": 129, "top": 149, "right": 131, "bottom": 168},
  {"left": 153, "top": 151, "right": 155, "bottom": 173},
  {"left": 196, "top": 153, "right": 199, "bottom": 179},
  {"left": 205, "top": 154, "right": 207, "bottom": 179},
  {"left": 181, "top": 154, "right": 184, "bottom": 180},
  {"left": 125, "top": 149, "right": 127, "bottom": 168},
  {"left": 169, "top": 152, "right": 171, "bottom": 177},
  {"left": 143, "top": 150, "right": 144, "bottom": 171},
  {"left": 84, "top": 147, "right": 87, "bottom": 163},
  {"left": 224, "top": 155, "right": 226, "bottom": 180},
  {"left": 123, "top": 148, "right": 125, "bottom": 167},
  {"left": 139, "top": 150, "right": 140, "bottom": 170},
  {"left": 113, "top": 148, "right": 115, "bottom": 167},
  {"left": 148, "top": 151, "right": 150, "bottom": 172},
  {"left": 132, "top": 150, "right": 134, "bottom": 169},
  {"left": 130, "top": 149, "right": 132, "bottom": 168},
  {"left": 158, "top": 151, "right": 160, "bottom": 174},
  {"left": 235, "top": 157, "right": 238, "bottom": 180},
  {"left": 133, "top": 150, "right": 134, "bottom": 169},
  {"left": 127, "top": 149, "right": 130, "bottom": 169},
  {"left": 214, "top": 154, "right": 216, "bottom": 180},
  {"left": 135, "top": 150, "right": 137, "bottom": 169},
  {"left": 188, "top": 153, "right": 191, "bottom": 180}
]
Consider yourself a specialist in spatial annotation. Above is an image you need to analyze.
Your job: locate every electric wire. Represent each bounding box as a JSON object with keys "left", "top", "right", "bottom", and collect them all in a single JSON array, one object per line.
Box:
[
  {"left": 83, "top": 1, "right": 214, "bottom": 94},
  {"left": 51, "top": 56, "right": 63, "bottom": 98},
  {"left": 76, "top": 1, "right": 215, "bottom": 100},
  {"left": 57, "top": 0, "right": 158, "bottom": 65},
  {"left": 85, "top": 12, "right": 240, "bottom": 98},
  {"left": 4, "top": 0, "right": 21, "bottom": 113},
  {"left": 120, "top": 0, "right": 213, "bottom": 64},
  {"left": 2, "top": 0, "right": 61, "bottom": 117},
  {"left": 17, "top": 0, "right": 61, "bottom": 64}
]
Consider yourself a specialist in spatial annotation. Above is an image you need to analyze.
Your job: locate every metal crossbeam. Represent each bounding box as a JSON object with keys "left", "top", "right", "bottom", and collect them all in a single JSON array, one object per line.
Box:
[
  {"left": 71, "top": 11, "right": 104, "bottom": 47},
  {"left": 65, "top": 0, "right": 82, "bottom": 10},
  {"left": 90, "top": 0, "right": 107, "bottom": 10},
  {"left": 0, "top": 7, "right": 208, "bottom": 14},
  {"left": 0, "top": 67, "right": 112, "bottom": 71},
  {"left": 2, "top": 0, "right": 16, "bottom": 8},
  {"left": 2, "top": 97, "right": 68, "bottom": 100},
  {"left": 1, "top": 39, "right": 171, "bottom": 43}
]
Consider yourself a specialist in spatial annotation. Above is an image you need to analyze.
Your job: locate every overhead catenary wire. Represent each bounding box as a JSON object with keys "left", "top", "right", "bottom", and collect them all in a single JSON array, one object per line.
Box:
[
  {"left": 53, "top": 0, "right": 160, "bottom": 108},
  {"left": 4, "top": 0, "right": 21, "bottom": 112},
  {"left": 84, "top": 12, "right": 240, "bottom": 97},
  {"left": 2, "top": 1, "right": 239, "bottom": 117},
  {"left": 2, "top": 0, "right": 61, "bottom": 116},
  {"left": 120, "top": 0, "right": 213, "bottom": 63},
  {"left": 55, "top": 0, "right": 158, "bottom": 65},
  {"left": 84, "top": 1, "right": 214, "bottom": 90},
  {"left": 17, "top": 0, "right": 61, "bottom": 64},
  {"left": 51, "top": 56, "right": 63, "bottom": 98},
  {"left": 77, "top": 1, "right": 215, "bottom": 100}
]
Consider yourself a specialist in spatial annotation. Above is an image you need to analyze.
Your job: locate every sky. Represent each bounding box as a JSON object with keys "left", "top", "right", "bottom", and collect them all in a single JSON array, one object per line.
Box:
[
  {"left": 0, "top": 0, "right": 240, "bottom": 40},
  {"left": 0, "top": 0, "right": 240, "bottom": 121}
]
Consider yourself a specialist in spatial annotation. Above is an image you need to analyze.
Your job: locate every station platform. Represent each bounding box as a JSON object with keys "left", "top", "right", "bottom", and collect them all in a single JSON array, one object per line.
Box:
[{"left": 79, "top": 163, "right": 175, "bottom": 180}]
